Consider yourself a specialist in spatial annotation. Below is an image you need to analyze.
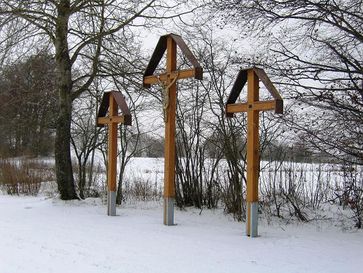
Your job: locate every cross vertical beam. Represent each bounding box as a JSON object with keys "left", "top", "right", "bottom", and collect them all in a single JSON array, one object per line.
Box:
[
  {"left": 246, "top": 70, "right": 259, "bottom": 237},
  {"left": 107, "top": 95, "right": 118, "bottom": 216},
  {"left": 163, "top": 37, "right": 177, "bottom": 225}
]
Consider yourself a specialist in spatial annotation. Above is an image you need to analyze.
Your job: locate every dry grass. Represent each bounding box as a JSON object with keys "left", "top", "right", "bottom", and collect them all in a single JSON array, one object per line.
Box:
[
  {"left": 122, "top": 175, "right": 162, "bottom": 202},
  {"left": 0, "top": 159, "right": 55, "bottom": 195}
]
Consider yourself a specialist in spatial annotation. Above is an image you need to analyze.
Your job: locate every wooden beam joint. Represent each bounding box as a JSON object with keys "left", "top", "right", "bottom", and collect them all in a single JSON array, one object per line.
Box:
[
  {"left": 143, "top": 68, "right": 197, "bottom": 86},
  {"left": 97, "top": 116, "right": 125, "bottom": 126},
  {"left": 226, "top": 100, "right": 281, "bottom": 115}
]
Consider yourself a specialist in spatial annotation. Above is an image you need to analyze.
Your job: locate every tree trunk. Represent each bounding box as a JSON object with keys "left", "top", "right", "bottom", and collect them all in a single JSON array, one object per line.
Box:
[
  {"left": 54, "top": 0, "right": 77, "bottom": 200},
  {"left": 55, "top": 98, "right": 77, "bottom": 199}
]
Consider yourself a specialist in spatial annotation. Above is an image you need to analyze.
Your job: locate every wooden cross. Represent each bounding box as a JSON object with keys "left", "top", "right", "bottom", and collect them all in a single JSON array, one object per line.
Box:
[
  {"left": 226, "top": 67, "right": 283, "bottom": 237},
  {"left": 97, "top": 91, "right": 131, "bottom": 216},
  {"left": 143, "top": 33, "right": 203, "bottom": 225}
]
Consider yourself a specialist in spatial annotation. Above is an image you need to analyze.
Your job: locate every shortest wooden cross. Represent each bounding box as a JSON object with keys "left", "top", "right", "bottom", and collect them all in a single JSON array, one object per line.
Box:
[
  {"left": 97, "top": 91, "right": 131, "bottom": 216},
  {"left": 226, "top": 67, "right": 283, "bottom": 237}
]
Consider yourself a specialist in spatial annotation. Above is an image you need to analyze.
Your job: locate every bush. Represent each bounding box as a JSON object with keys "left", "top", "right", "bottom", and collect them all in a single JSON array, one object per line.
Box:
[
  {"left": 332, "top": 164, "right": 363, "bottom": 228},
  {"left": 123, "top": 175, "right": 162, "bottom": 202},
  {"left": 0, "top": 159, "right": 54, "bottom": 195}
]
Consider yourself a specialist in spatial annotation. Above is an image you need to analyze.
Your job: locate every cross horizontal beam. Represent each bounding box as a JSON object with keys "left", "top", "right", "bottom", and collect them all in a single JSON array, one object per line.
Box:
[
  {"left": 226, "top": 99, "right": 283, "bottom": 114},
  {"left": 143, "top": 68, "right": 197, "bottom": 85},
  {"left": 97, "top": 116, "right": 125, "bottom": 126}
]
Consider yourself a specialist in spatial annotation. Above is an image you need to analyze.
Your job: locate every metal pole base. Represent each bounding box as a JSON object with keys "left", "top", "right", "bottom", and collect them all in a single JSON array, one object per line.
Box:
[
  {"left": 246, "top": 201, "right": 258, "bottom": 237},
  {"left": 107, "top": 191, "right": 116, "bottom": 216},
  {"left": 163, "top": 197, "right": 175, "bottom": 225}
]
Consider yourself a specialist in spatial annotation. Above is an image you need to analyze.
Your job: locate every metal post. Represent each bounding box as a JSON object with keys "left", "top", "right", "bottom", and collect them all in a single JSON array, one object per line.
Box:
[
  {"left": 108, "top": 191, "right": 116, "bottom": 216},
  {"left": 247, "top": 201, "right": 258, "bottom": 237},
  {"left": 164, "top": 197, "right": 175, "bottom": 225}
]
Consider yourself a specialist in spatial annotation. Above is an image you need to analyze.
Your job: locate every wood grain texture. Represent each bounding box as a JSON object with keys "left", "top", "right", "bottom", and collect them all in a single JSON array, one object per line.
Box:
[
  {"left": 164, "top": 36, "right": 177, "bottom": 198},
  {"left": 107, "top": 95, "right": 118, "bottom": 192}
]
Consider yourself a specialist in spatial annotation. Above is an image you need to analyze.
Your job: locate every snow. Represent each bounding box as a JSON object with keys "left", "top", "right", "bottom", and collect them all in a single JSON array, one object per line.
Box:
[{"left": 0, "top": 195, "right": 362, "bottom": 273}]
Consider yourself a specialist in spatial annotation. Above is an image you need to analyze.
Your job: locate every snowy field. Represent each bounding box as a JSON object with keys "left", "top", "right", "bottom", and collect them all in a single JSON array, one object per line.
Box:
[
  {"left": 1, "top": 195, "right": 362, "bottom": 273},
  {"left": 105, "top": 157, "right": 362, "bottom": 198}
]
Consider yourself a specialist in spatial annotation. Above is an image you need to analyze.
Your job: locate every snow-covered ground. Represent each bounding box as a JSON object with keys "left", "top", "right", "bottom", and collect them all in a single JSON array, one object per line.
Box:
[{"left": 0, "top": 195, "right": 362, "bottom": 273}]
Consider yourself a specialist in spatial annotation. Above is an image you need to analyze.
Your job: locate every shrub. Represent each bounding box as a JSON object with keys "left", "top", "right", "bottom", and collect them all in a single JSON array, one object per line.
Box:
[{"left": 0, "top": 159, "right": 54, "bottom": 195}]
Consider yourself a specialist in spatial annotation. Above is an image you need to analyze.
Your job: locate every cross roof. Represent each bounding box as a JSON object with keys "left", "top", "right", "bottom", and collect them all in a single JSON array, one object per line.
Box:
[
  {"left": 97, "top": 91, "right": 132, "bottom": 127},
  {"left": 143, "top": 33, "right": 203, "bottom": 88},
  {"left": 226, "top": 67, "right": 283, "bottom": 117}
]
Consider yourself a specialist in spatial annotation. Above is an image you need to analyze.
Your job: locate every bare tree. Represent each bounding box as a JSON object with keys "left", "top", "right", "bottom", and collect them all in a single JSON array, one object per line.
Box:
[
  {"left": 213, "top": 0, "right": 363, "bottom": 226},
  {"left": 213, "top": 0, "right": 363, "bottom": 165},
  {"left": 71, "top": 91, "right": 103, "bottom": 199},
  {"left": 0, "top": 0, "right": 201, "bottom": 199},
  {"left": 175, "top": 80, "right": 210, "bottom": 208},
  {"left": 200, "top": 36, "right": 248, "bottom": 220}
]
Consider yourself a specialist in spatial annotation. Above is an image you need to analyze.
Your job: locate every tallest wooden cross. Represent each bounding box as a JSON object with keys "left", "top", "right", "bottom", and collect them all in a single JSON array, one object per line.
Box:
[
  {"left": 143, "top": 33, "right": 203, "bottom": 225},
  {"left": 226, "top": 67, "right": 283, "bottom": 237}
]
